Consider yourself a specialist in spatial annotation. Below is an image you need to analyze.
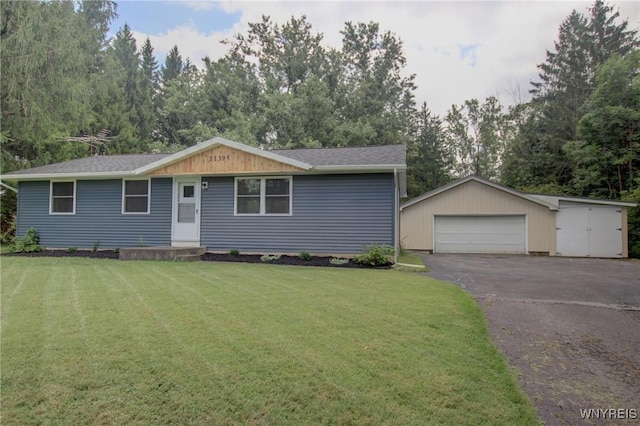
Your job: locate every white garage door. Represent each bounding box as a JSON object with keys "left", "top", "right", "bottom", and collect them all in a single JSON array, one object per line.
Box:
[
  {"left": 557, "top": 203, "right": 622, "bottom": 258},
  {"left": 434, "top": 215, "right": 526, "bottom": 254}
]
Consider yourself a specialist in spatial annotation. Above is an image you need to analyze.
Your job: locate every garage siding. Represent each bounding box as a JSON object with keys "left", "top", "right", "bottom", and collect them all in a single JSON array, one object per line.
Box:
[{"left": 400, "top": 180, "right": 556, "bottom": 254}]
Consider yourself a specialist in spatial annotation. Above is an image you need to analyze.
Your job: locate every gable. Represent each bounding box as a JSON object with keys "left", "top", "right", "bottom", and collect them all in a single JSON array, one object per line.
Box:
[
  {"left": 401, "top": 175, "right": 557, "bottom": 211},
  {"left": 423, "top": 180, "right": 553, "bottom": 213},
  {"left": 147, "top": 145, "right": 306, "bottom": 176}
]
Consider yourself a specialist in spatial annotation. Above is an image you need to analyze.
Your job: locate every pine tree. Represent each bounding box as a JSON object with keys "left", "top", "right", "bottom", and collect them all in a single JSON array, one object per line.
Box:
[
  {"left": 161, "top": 45, "right": 184, "bottom": 84},
  {"left": 406, "top": 103, "right": 452, "bottom": 197},
  {"left": 138, "top": 38, "right": 159, "bottom": 141},
  {"left": 507, "top": 0, "right": 639, "bottom": 190}
]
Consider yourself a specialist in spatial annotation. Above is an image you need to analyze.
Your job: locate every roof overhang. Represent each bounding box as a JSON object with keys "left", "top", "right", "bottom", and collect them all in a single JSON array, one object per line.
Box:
[
  {"left": 400, "top": 174, "right": 559, "bottom": 211},
  {"left": 0, "top": 171, "right": 137, "bottom": 181},
  {"left": 313, "top": 164, "right": 407, "bottom": 173},
  {"left": 530, "top": 194, "right": 637, "bottom": 208},
  {"left": 134, "top": 137, "right": 313, "bottom": 175}
]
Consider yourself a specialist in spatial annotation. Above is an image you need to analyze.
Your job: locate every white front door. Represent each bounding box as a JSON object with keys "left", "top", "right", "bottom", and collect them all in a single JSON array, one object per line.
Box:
[{"left": 172, "top": 177, "right": 200, "bottom": 246}]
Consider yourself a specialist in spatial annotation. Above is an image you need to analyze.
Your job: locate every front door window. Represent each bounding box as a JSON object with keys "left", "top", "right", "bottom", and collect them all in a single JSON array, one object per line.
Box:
[{"left": 178, "top": 183, "right": 196, "bottom": 223}]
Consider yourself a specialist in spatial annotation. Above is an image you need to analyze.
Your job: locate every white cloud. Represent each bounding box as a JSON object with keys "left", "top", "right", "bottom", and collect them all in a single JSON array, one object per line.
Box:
[
  {"left": 181, "top": 1, "right": 218, "bottom": 11},
  {"left": 131, "top": 0, "right": 640, "bottom": 116},
  {"left": 132, "top": 22, "right": 242, "bottom": 66}
]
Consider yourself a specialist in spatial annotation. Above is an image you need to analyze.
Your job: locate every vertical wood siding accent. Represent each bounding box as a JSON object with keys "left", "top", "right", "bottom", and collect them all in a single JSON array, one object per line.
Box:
[
  {"left": 400, "top": 180, "right": 557, "bottom": 254},
  {"left": 148, "top": 145, "right": 304, "bottom": 176},
  {"left": 17, "top": 179, "right": 172, "bottom": 248},
  {"left": 200, "top": 174, "right": 394, "bottom": 253}
]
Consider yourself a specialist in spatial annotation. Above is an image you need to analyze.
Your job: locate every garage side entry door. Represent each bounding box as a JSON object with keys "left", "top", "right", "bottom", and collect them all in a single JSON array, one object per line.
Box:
[
  {"left": 434, "top": 215, "right": 526, "bottom": 254},
  {"left": 556, "top": 202, "right": 622, "bottom": 258}
]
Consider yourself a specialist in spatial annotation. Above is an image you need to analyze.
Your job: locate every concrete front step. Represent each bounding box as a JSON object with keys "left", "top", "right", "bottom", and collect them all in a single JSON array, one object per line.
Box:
[{"left": 119, "top": 246, "right": 206, "bottom": 261}]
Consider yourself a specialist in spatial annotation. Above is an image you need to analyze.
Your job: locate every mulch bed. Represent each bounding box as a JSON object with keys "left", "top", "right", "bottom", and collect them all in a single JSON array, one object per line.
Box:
[
  {"left": 200, "top": 253, "right": 390, "bottom": 268},
  {"left": 5, "top": 250, "right": 391, "bottom": 269},
  {"left": 3, "top": 250, "right": 120, "bottom": 259}
]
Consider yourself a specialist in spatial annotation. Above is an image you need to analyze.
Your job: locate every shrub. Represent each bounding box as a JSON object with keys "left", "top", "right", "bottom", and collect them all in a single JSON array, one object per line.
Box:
[
  {"left": 260, "top": 254, "right": 281, "bottom": 262},
  {"left": 298, "top": 252, "right": 312, "bottom": 261},
  {"left": 329, "top": 257, "right": 349, "bottom": 265},
  {"left": 114, "top": 248, "right": 120, "bottom": 254},
  {"left": 66, "top": 247, "right": 77, "bottom": 253},
  {"left": 354, "top": 244, "right": 394, "bottom": 267},
  {"left": 229, "top": 249, "right": 240, "bottom": 257},
  {"left": 91, "top": 241, "right": 100, "bottom": 253},
  {"left": 11, "top": 227, "right": 44, "bottom": 253}
]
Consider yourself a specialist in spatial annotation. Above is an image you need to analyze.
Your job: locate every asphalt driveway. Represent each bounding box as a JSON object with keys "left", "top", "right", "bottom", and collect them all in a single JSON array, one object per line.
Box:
[{"left": 421, "top": 254, "right": 640, "bottom": 425}]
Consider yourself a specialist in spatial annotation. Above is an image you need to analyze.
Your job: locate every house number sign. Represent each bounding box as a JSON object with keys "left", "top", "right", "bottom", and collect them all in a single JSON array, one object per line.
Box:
[{"left": 208, "top": 154, "right": 231, "bottom": 162}]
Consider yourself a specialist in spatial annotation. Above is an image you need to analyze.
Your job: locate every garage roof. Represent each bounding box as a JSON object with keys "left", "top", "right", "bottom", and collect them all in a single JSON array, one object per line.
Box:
[
  {"left": 401, "top": 175, "right": 558, "bottom": 211},
  {"left": 529, "top": 194, "right": 637, "bottom": 208},
  {"left": 401, "top": 175, "right": 637, "bottom": 210}
]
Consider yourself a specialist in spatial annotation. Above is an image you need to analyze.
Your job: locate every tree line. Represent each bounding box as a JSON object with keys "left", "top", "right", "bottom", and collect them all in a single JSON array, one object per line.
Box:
[{"left": 1, "top": 1, "right": 638, "bottom": 253}]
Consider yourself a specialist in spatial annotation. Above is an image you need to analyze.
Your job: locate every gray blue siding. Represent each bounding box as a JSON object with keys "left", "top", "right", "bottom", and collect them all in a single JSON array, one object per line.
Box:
[
  {"left": 200, "top": 174, "right": 394, "bottom": 253},
  {"left": 17, "top": 179, "right": 172, "bottom": 248}
]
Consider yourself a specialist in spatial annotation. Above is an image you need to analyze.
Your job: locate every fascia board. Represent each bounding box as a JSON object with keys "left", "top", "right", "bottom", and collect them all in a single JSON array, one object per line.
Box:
[
  {"left": 0, "top": 171, "right": 136, "bottom": 181},
  {"left": 134, "top": 137, "right": 312, "bottom": 175}
]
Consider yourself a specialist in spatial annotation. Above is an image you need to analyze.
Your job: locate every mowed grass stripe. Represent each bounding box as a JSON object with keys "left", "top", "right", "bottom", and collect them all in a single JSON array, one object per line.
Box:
[
  {"left": 120, "top": 264, "right": 375, "bottom": 421},
  {"left": 149, "top": 264, "right": 412, "bottom": 422},
  {"left": 97, "top": 262, "right": 246, "bottom": 423},
  {"left": 1, "top": 260, "right": 50, "bottom": 421},
  {"left": 1, "top": 258, "right": 540, "bottom": 425}
]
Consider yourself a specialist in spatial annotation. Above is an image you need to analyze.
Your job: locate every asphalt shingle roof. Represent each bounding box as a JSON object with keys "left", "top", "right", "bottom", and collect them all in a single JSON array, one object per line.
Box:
[
  {"left": 273, "top": 145, "right": 406, "bottom": 166},
  {"left": 2, "top": 144, "right": 406, "bottom": 177},
  {"left": 6, "top": 154, "right": 170, "bottom": 175}
]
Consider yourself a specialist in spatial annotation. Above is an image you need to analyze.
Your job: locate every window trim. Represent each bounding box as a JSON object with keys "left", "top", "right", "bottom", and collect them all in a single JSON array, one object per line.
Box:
[
  {"left": 49, "top": 180, "right": 76, "bottom": 215},
  {"left": 122, "top": 178, "right": 151, "bottom": 215},
  {"left": 234, "top": 176, "right": 292, "bottom": 216}
]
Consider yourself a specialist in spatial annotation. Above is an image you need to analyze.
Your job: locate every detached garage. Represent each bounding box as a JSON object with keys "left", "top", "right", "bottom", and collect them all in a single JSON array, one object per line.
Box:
[{"left": 400, "top": 175, "right": 636, "bottom": 258}]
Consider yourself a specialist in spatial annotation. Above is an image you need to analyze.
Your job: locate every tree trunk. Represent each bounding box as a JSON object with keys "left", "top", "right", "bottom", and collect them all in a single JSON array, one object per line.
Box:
[{"left": 618, "top": 165, "right": 623, "bottom": 195}]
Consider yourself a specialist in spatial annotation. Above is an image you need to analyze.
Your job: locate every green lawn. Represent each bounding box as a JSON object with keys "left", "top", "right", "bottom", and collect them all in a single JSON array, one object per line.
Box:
[
  {"left": 397, "top": 251, "right": 426, "bottom": 267},
  {"left": 1, "top": 257, "right": 539, "bottom": 425}
]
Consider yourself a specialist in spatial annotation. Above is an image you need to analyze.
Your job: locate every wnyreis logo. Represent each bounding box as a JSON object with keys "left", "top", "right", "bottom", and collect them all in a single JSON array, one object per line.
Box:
[{"left": 580, "top": 408, "right": 637, "bottom": 420}]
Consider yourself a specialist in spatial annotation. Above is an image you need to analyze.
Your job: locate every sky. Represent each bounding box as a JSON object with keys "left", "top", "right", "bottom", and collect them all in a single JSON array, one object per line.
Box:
[{"left": 111, "top": 0, "right": 640, "bottom": 116}]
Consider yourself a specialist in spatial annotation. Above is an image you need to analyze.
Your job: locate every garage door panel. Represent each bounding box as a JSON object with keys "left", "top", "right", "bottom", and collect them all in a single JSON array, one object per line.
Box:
[
  {"left": 557, "top": 205, "right": 589, "bottom": 257},
  {"left": 435, "top": 216, "right": 526, "bottom": 254},
  {"left": 588, "top": 207, "right": 622, "bottom": 258},
  {"left": 556, "top": 203, "right": 622, "bottom": 258}
]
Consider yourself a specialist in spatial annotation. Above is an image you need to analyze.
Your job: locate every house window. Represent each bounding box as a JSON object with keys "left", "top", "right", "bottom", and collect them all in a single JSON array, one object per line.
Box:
[
  {"left": 235, "top": 177, "right": 291, "bottom": 215},
  {"left": 50, "top": 181, "right": 75, "bottom": 214},
  {"left": 123, "top": 179, "right": 150, "bottom": 214}
]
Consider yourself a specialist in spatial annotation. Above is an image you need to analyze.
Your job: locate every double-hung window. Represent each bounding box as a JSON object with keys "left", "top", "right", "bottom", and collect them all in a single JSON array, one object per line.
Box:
[
  {"left": 50, "top": 181, "right": 75, "bottom": 214},
  {"left": 123, "top": 179, "right": 150, "bottom": 214},
  {"left": 235, "top": 177, "right": 291, "bottom": 215}
]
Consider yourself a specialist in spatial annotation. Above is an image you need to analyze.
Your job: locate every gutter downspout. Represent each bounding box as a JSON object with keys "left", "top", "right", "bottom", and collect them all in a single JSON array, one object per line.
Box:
[{"left": 393, "top": 169, "right": 399, "bottom": 264}]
